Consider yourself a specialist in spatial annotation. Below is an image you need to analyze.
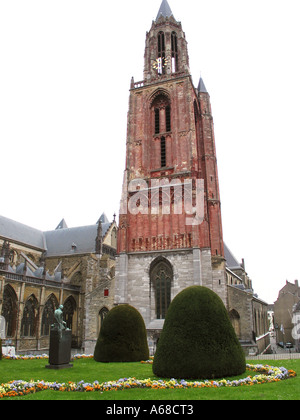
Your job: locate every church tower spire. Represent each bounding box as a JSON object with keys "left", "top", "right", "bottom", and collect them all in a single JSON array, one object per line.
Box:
[
  {"left": 156, "top": 0, "right": 174, "bottom": 21},
  {"left": 143, "top": 0, "right": 190, "bottom": 84}
]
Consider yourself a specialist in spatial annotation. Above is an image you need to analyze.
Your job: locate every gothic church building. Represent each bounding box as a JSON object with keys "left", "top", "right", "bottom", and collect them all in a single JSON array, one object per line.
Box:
[{"left": 0, "top": 0, "right": 269, "bottom": 356}]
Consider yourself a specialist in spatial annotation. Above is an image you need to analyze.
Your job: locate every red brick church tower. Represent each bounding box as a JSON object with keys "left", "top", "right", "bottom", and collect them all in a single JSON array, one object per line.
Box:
[{"left": 115, "top": 0, "right": 226, "bottom": 349}]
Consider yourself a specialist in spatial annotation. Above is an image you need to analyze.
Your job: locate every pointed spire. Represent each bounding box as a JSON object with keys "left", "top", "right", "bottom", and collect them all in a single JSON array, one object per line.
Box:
[
  {"left": 156, "top": 0, "right": 174, "bottom": 21},
  {"left": 198, "top": 77, "right": 208, "bottom": 93},
  {"left": 97, "top": 213, "right": 109, "bottom": 224},
  {"left": 56, "top": 219, "right": 68, "bottom": 230}
]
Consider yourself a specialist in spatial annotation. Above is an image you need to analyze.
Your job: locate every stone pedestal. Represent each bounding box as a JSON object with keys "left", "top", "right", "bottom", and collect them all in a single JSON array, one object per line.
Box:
[{"left": 46, "top": 329, "right": 73, "bottom": 370}]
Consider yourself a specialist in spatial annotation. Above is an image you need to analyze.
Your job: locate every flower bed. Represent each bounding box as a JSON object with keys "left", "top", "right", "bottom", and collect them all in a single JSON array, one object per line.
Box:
[
  {"left": 2, "top": 353, "right": 93, "bottom": 361},
  {"left": 0, "top": 364, "right": 296, "bottom": 398}
]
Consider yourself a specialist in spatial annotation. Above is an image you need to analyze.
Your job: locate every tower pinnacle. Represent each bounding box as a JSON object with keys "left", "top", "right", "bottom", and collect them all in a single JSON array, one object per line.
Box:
[{"left": 156, "top": 0, "right": 174, "bottom": 21}]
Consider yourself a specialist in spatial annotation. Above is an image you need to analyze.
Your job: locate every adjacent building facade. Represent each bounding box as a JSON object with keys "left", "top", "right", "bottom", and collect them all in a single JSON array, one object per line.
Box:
[{"left": 274, "top": 280, "right": 300, "bottom": 346}]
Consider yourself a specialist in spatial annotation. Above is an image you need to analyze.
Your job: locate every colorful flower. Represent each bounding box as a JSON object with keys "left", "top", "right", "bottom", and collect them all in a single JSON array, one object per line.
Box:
[{"left": 0, "top": 363, "right": 296, "bottom": 398}]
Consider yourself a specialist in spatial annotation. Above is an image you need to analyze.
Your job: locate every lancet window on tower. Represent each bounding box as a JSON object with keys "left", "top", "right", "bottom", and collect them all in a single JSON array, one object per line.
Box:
[
  {"left": 151, "top": 93, "right": 171, "bottom": 168},
  {"left": 161, "top": 136, "right": 166, "bottom": 167},
  {"left": 171, "top": 32, "right": 178, "bottom": 73},
  {"left": 150, "top": 258, "right": 173, "bottom": 320},
  {"left": 155, "top": 108, "right": 160, "bottom": 134},
  {"left": 152, "top": 94, "right": 171, "bottom": 134},
  {"left": 157, "top": 31, "right": 166, "bottom": 75},
  {"left": 165, "top": 105, "right": 171, "bottom": 132}
]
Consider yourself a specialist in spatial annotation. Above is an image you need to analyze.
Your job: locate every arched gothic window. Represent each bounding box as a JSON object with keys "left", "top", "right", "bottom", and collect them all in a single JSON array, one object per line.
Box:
[
  {"left": 150, "top": 258, "right": 173, "bottom": 319},
  {"left": 171, "top": 32, "right": 178, "bottom": 72},
  {"left": 99, "top": 307, "right": 109, "bottom": 332},
  {"left": 157, "top": 31, "right": 166, "bottom": 75},
  {"left": 21, "top": 295, "right": 38, "bottom": 337},
  {"left": 151, "top": 92, "right": 171, "bottom": 169},
  {"left": 1, "top": 285, "right": 18, "bottom": 337},
  {"left": 41, "top": 295, "right": 58, "bottom": 336},
  {"left": 63, "top": 296, "right": 76, "bottom": 330},
  {"left": 152, "top": 94, "right": 171, "bottom": 135}
]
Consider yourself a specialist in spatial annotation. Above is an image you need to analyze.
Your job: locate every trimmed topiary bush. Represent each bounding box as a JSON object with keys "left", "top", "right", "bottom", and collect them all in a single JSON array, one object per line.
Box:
[
  {"left": 94, "top": 304, "right": 149, "bottom": 362},
  {"left": 153, "top": 286, "right": 246, "bottom": 379}
]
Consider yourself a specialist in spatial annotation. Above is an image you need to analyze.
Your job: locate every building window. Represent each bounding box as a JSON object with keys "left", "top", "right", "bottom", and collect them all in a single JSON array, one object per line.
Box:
[
  {"left": 21, "top": 295, "right": 38, "bottom": 337},
  {"left": 157, "top": 31, "right": 166, "bottom": 75},
  {"left": 165, "top": 105, "right": 171, "bottom": 132},
  {"left": 161, "top": 136, "right": 166, "bottom": 168},
  {"left": 150, "top": 258, "right": 173, "bottom": 319},
  {"left": 171, "top": 32, "right": 178, "bottom": 72},
  {"left": 152, "top": 93, "right": 171, "bottom": 135},
  {"left": 41, "top": 295, "right": 58, "bottom": 336},
  {"left": 99, "top": 307, "right": 109, "bottom": 331},
  {"left": 63, "top": 296, "right": 76, "bottom": 330},
  {"left": 1, "top": 285, "right": 17, "bottom": 337},
  {"left": 155, "top": 108, "right": 160, "bottom": 134}
]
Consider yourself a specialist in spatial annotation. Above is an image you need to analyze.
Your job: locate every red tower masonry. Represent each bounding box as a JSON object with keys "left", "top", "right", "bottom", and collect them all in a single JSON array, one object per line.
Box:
[{"left": 115, "top": 1, "right": 227, "bottom": 339}]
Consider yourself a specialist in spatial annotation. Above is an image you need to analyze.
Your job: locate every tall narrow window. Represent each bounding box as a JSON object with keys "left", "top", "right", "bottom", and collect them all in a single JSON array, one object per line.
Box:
[
  {"left": 157, "top": 31, "right": 166, "bottom": 75},
  {"left": 161, "top": 136, "right": 166, "bottom": 167},
  {"left": 21, "top": 296, "right": 38, "bottom": 337},
  {"left": 165, "top": 106, "right": 171, "bottom": 132},
  {"left": 41, "top": 295, "right": 58, "bottom": 336},
  {"left": 171, "top": 32, "right": 178, "bottom": 73},
  {"left": 1, "top": 285, "right": 17, "bottom": 337},
  {"left": 155, "top": 108, "right": 160, "bottom": 134},
  {"left": 150, "top": 258, "right": 172, "bottom": 320},
  {"left": 99, "top": 307, "right": 109, "bottom": 332},
  {"left": 63, "top": 296, "right": 76, "bottom": 330}
]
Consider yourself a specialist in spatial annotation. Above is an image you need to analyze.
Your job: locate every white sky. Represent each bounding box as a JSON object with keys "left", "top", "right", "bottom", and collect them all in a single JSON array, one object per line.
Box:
[{"left": 0, "top": 0, "right": 299, "bottom": 304}]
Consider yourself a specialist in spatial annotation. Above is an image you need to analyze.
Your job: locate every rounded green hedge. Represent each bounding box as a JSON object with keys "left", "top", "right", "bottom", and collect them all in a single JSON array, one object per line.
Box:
[
  {"left": 152, "top": 286, "right": 246, "bottom": 379},
  {"left": 94, "top": 304, "right": 149, "bottom": 363}
]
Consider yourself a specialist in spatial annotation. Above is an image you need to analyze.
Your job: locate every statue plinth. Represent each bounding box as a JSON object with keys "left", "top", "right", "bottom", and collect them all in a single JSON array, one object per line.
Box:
[{"left": 46, "top": 327, "right": 73, "bottom": 370}]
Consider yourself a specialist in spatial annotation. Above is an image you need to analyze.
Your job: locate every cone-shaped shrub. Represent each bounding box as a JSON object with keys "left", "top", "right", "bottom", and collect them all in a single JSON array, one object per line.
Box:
[
  {"left": 153, "top": 286, "right": 246, "bottom": 379},
  {"left": 94, "top": 304, "right": 149, "bottom": 362}
]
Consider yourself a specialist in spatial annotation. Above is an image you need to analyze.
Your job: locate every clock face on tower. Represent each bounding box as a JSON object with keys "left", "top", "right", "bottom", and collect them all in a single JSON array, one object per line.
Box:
[{"left": 152, "top": 57, "right": 170, "bottom": 74}]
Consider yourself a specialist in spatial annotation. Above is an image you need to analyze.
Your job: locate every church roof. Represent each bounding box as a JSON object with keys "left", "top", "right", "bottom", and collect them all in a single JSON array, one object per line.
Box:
[
  {"left": 0, "top": 215, "right": 46, "bottom": 250},
  {"left": 0, "top": 214, "right": 113, "bottom": 256},
  {"left": 156, "top": 0, "right": 174, "bottom": 21},
  {"left": 224, "top": 243, "right": 242, "bottom": 269},
  {"left": 198, "top": 77, "right": 208, "bottom": 93},
  {"left": 44, "top": 225, "right": 99, "bottom": 257}
]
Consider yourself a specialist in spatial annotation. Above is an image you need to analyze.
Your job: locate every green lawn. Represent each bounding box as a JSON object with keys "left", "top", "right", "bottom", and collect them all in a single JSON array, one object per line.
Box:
[{"left": 0, "top": 357, "right": 298, "bottom": 400}]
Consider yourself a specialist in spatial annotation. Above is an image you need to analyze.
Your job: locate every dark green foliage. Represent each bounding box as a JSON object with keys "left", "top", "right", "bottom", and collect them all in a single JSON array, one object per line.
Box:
[
  {"left": 153, "top": 286, "right": 246, "bottom": 379},
  {"left": 94, "top": 304, "right": 149, "bottom": 363},
  {"left": 0, "top": 338, "right": 2, "bottom": 361}
]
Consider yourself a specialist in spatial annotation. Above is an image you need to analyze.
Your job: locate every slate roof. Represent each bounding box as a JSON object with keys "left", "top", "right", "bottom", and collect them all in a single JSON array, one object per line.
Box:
[
  {"left": 0, "top": 213, "right": 113, "bottom": 257},
  {"left": 0, "top": 215, "right": 46, "bottom": 250},
  {"left": 198, "top": 77, "right": 208, "bottom": 93},
  {"left": 156, "top": 0, "right": 174, "bottom": 21},
  {"left": 44, "top": 221, "right": 111, "bottom": 257},
  {"left": 224, "top": 243, "right": 242, "bottom": 269}
]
